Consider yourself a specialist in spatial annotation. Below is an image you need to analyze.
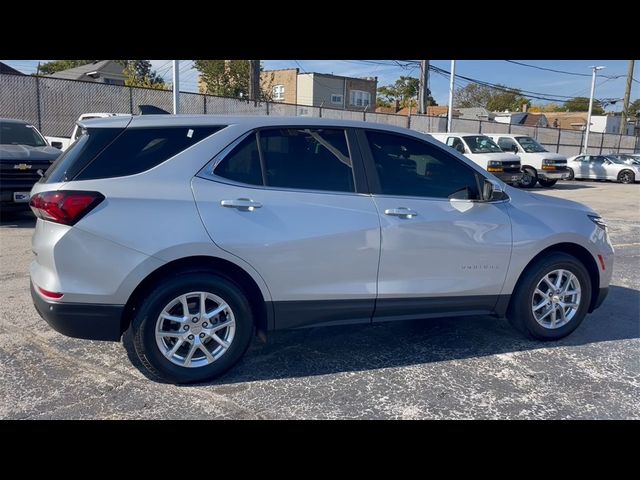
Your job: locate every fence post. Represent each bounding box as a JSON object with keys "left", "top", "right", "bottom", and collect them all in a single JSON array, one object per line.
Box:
[
  {"left": 478, "top": 120, "right": 482, "bottom": 134},
  {"left": 129, "top": 87, "right": 134, "bottom": 114},
  {"left": 407, "top": 114, "right": 411, "bottom": 130},
  {"left": 508, "top": 123, "right": 511, "bottom": 134},
  {"left": 34, "top": 76, "right": 42, "bottom": 132},
  {"left": 579, "top": 130, "right": 585, "bottom": 153},
  {"left": 617, "top": 133, "right": 622, "bottom": 153},
  {"left": 266, "top": 101, "right": 270, "bottom": 116},
  {"left": 203, "top": 94, "right": 207, "bottom": 114},
  {"left": 318, "top": 105, "right": 322, "bottom": 118},
  {"left": 599, "top": 133, "right": 604, "bottom": 155},
  {"left": 556, "top": 128, "right": 561, "bottom": 153}
]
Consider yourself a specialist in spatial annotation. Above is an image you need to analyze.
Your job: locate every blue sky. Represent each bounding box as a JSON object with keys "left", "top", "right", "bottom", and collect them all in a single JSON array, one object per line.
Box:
[{"left": 3, "top": 59, "right": 637, "bottom": 111}]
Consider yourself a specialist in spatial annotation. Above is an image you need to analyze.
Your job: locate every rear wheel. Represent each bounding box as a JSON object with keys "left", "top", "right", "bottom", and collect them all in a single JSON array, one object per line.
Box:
[
  {"left": 618, "top": 170, "right": 635, "bottom": 184},
  {"left": 566, "top": 168, "right": 575, "bottom": 180},
  {"left": 538, "top": 178, "right": 558, "bottom": 188},
  {"left": 507, "top": 252, "right": 592, "bottom": 340},
  {"left": 519, "top": 167, "right": 538, "bottom": 188},
  {"left": 130, "top": 272, "right": 254, "bottom": 383}
]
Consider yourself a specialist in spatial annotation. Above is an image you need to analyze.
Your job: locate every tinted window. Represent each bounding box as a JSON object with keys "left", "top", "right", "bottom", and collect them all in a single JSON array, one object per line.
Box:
[
  {"left": 214, "top": 134, "right": 263, "bottom": 186},
  {"left": 515, "top": 136, "right": 547, "bottom": 153},
  {"left": 76, "top": 126, "right": 223, "bottom": 180},
  {"left": 1, "top": 122, "right": 46, "bottom": 147},
  {"left": 366, "top": 131, "right": 481, "bottom": 200},
  {"left": 590, "top": 156, "right": 605, "bottom": 165},
  {"left": 259, "top": 128, "right": 355, "bottom": 193},
  {"left": 43, "top": 127, "right": 124, "bottom": 183},
  {"left": 497, "top": 137, "right": 517, "bottom": 151}
]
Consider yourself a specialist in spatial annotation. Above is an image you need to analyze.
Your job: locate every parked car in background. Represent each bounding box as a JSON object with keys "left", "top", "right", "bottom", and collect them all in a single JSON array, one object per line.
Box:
[
  {"left": 487, "top": 134, "right": 569, "bottom": 188},
  {"left": 1, "top": 118, "right": 61, "bottom": 212},
  {"left": 566, "top": 154, "right": 640, "bottom": 184},
  {"left": 29, "top": 115, "right": 613, "bottom": 383},
  {"left": 607, "top": 154, "right": 640, "bottom": 166},
  {"left": 429, "top": 133, "right": 522, "bottom": 185}
]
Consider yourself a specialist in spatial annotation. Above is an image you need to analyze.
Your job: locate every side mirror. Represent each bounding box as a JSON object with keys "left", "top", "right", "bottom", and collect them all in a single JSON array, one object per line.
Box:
[
  {"left": 511, "top": 144, "right": 519, "bottom": 153},
  {"left": 455, "top": 143, "right": 465, "bottom": 154},
  {"left": 482, "top": 179, "right": 507, "bottom": 202},
  {"left": 50, "top": 142, "right": 63, "bottom": 150}
]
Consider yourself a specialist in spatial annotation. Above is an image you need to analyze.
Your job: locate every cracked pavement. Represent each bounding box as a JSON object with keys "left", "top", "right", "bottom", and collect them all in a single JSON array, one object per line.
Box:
[{"left": 1, "top": 180, "right": 638, "bottom": 419}]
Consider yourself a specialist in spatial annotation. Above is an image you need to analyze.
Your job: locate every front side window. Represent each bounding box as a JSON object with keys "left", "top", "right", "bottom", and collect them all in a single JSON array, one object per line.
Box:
[
  {"left": 446, "top": 136, "right": 465, "bottom": 153},
  {"left": 463, "top": 135, "right": 502, "bottom": 154},
  {"left": 590, "top": 156, "right": 605, "bottom": 165},
  {"left": 0, "top": 122, "right": 46, "bottom": 147},
  {"left": 515, "top": 136, "right": 547, "bottom": 153},
  {"left": 349, "top": 90, "right": 371, "bottom": 107},
  {"left": 259, "top": 128, "right": 355, "bottom": 193},
  {"left": 366, "top": 131, "right": 481, "bottom": 200},
  {"left": 497, "top": 137, "right": 518, "bottom": 151},
  {"left": 272, "top": 85, "right": 285, "bottom": 101}
]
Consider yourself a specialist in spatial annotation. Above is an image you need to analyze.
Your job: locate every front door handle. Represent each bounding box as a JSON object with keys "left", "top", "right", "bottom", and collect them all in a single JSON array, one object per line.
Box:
[
  {"left": 384, "top": 207, "right": 418, "bottom": 219},
  {"left": 221, "top": 198, "right": 263, "bottom": 211}
]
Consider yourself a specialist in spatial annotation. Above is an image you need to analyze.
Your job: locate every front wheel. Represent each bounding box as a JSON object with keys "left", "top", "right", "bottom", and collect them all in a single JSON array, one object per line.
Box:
[
  {"left": 507, "top": 252, "right": 592, "bottom": 340},
  {"left": 565, "top": 168, "right": 575, "bottom": 181},
  {"left": 130, "top": 272, "right": 254, "bottom": 384},
  {"left": 519, "top": 167, "right": 538, "bottom": 188},
  {"left": 618, "top": 170, "right": 635, "bottom": 184},
  {"left": 538, "top": 178, "right": 558, "bottom": 188}
]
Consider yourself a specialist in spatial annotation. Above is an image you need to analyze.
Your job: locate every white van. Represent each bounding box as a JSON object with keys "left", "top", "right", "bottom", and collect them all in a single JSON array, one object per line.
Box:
[
  {"left": 46, "top": 113, "right": 132, "bottom": 152},
  {"left": 430, "top": 133, "right": 522, "bottom": 185},
  {"left": 487, "top": 134, "right": 568, "bottom": 188}
]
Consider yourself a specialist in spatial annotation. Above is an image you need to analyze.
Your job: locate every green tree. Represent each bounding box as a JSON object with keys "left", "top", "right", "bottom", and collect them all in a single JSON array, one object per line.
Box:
[
  {"left": 195, "top": 60, "right": 252, "bottom": 98},
  {"left": 454, "top": 83, "right": 529, "bottom": 111},
  {"left": 120, "top": 60, "right": 165, "bottom": 89},
  {"left": 377, "top": 76, "right": 437, "bottom": 108},
  {"left": 38, "top": 60, "right": 96, "bottom": 75},
  {"left": 562, "top": 96, "right": 604, "bottom": 114},
  {"left": 627, "top": 98, "right": 640, "bottom": 117}
]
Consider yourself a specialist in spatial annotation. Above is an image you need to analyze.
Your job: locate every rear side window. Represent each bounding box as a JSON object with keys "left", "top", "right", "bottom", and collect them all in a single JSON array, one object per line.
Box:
[
  {"left": 259, "top": 128, "right": 355, "bottom": 192},
  {"left": 76, "top": 126, "right": 224, "bottom": 180},
  {"left": 214, "top": 134, "right": 263, "bottom": 186},
  {"left": 43, "top": 127, "right": 124, "bottom": 183}
]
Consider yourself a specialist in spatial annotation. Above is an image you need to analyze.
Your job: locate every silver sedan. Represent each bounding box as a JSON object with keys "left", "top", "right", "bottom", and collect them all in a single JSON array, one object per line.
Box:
[{"left": 566, "top": 154, "right": 640, "bottom": 184}]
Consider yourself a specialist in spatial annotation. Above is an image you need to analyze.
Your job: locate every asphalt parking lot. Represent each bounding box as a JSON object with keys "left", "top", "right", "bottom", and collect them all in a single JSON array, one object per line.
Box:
[{"left": 1, "top": 180, "right": 638, "bottom": 419}]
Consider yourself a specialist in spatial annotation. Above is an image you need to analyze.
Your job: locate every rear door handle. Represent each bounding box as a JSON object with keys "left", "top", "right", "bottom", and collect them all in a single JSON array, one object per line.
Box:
[
  {"left": 384, "top": 207, "right": 418, "bottom": 219},
  {"left": 220, "top": 198, "right": 263, "bottom": 211}
]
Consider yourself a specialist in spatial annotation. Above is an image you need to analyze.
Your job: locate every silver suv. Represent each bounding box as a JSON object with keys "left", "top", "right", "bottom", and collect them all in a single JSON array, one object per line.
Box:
[{"left": 29, "top": 115, "right": 614, "bottom": 383}]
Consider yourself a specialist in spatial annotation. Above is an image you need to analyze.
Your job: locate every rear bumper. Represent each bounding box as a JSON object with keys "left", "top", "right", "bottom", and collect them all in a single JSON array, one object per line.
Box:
[
  {"left": 31, "top": 282, "right": 125, "bottom": 341},
  {"left": 589, "top": 287, "right": 609, "bottom": 313}
]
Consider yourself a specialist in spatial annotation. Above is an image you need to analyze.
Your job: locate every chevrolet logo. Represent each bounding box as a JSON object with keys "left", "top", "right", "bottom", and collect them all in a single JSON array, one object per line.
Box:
[{"left": 13, "top": 163, "right": 32, "bottom": 171}]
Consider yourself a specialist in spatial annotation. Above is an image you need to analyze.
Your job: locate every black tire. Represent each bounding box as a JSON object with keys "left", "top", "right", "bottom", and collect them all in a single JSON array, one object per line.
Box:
[
  {"left": 130, "top": 272, "right": 254, "bottom": 384},
  {"left": 519, "top": 167, "right": 538, "bottom": 188},
  {"left": 566, "top": 168, "right": 575, "bottom": 181},
  {"left": 538, "top": 178, "right": 558, "bottom": 188},
  {"left": 618, "top": 169, "right": 635, "bottom": 184},
  {"left": 507, "top": 252, "right": 592, "bottom": 341}
]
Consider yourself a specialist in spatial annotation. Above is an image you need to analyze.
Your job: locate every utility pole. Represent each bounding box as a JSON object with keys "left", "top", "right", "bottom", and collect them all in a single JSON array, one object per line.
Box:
[
  {"left": 418, "top": 60, "right": 429, "bottom": 114},
  {"left": 249, "top": 60, "right": 261, "bottom": 105},
  {"left": 584, "top": 65, "right": 605, "bottom": 154},
  {"left": 620, "top": 60, "right": 635, "bottom": 135},
  {"left": 172, "top": 60, "right": 180, "bottom": 115},
  {"left": 447, "top": 60, "right": 456, "bottom": 133}
]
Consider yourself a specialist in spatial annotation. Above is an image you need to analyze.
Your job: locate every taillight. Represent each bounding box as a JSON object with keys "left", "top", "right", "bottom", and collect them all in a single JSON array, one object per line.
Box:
[
  {"left": 37, "top": 286, "right": 64, "bottom": 300},
  {"left": 29, "top": 191, "right": 104, "bottom": 225}
]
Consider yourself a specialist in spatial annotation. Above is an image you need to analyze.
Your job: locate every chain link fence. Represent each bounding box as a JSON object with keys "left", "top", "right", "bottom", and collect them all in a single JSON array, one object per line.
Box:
[{"left": 1, "top": 73, "right": 638, "bottom": 154}]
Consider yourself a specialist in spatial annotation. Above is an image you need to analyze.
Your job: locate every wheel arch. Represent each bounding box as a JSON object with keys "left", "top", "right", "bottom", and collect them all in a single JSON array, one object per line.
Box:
[
  {"left": 122, "top": 256, "right": 273, "bottom": 336},
  {"left": 509, "top": 242, "right": 600, "bottom": 314}
]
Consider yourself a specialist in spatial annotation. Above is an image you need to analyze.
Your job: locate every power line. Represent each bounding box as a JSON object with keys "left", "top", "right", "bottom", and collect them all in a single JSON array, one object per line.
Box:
[{"left": 505, "top": 60, "right": 625, "bottom": 80}]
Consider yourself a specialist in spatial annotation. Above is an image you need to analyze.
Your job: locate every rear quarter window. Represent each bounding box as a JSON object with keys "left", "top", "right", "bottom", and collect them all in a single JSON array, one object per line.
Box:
[{"left": 76, "top": 126, "right": 224, "bottom": 180}]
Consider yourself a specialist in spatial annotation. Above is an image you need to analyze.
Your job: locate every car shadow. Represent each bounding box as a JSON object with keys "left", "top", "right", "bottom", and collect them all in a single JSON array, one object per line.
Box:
[
  {"left": 0, "top": 211, "right": 36, "bottom": 228},
  {"left": 132, "top": 284, "right": 637, "bottom": 386},
  {"left": 532, "top": 182, "right": 594, "bottom": 191}
]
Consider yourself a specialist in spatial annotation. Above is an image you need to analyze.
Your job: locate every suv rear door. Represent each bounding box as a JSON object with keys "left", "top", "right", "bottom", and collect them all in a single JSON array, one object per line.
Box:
[
  {"left": 357, "top": 129, "right": 512, "bottom": 320},
  {"left": 192, "top": 126, "right": 380, "bottom": 329}
]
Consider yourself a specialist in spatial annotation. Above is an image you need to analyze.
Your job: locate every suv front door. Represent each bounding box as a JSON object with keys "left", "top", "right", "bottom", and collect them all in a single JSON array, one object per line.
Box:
[
  {"left": 192, "top": 127, "right": 380, "bottom": 329},
  {"left": 358, "top": 129, "right": 513, "bottom": 321}
]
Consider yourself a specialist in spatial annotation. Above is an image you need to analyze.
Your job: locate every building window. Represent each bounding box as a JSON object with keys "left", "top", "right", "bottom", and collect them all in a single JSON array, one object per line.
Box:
[
  {"left": 272, "top": 84, "right": 285, "bottom": 101},
  {"left": 331, "top": 94, "right": 343, "bottom": 105},
  {"left": 349, "top": 90, "right": 371, "bottom": 107}
]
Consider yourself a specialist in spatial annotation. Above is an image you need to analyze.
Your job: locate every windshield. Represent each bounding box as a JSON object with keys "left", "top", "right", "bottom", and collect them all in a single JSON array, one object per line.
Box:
[
  {"left": 515, "top": 136, "right": 547, "bottom": 153},
  {"left": 463, "top": 135, "right": 502, "bottom": 154},
  {"left": 0, "top": 122, "right": 47, "bottom": 147}
]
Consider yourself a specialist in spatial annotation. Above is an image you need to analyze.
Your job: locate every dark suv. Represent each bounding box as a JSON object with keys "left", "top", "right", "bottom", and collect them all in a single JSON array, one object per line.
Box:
[{"left": 1, "top": 118, "right": 60, "bottom": 212}]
